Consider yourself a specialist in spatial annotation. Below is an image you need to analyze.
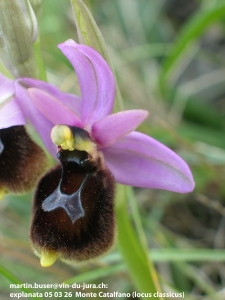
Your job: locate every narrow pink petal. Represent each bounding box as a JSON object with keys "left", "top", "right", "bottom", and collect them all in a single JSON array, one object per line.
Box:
[
  {"left": 28, "top": 88, "right": 82, "bottom": 128},
  {"left": 0, "top": 74, "right": 14, "bottom": 104},
  {"left": 0, "top": 98, "right": 26, "bottom": 129},
  {"left": 58, "top": 40, "right": 115, "bottom": 128},
  {"left": 102, "top": 132, "right": 195, "bottom": 193},
  {"left": 92, "top": 110, "right": 149, "bottom": 147},
  {"left": 17, "top": 78, "right": 81, "bottom": 116},
  {"left": 0, "top": 75, "right": 26, "bottom": 128},
  {"left": 14, "top": 81, "right": 57, "bottom": 157}
]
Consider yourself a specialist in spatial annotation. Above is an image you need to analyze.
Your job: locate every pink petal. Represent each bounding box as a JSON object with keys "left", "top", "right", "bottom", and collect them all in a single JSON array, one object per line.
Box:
[
  {"left": 60, "top": 93, "right": 81, "bottom": 117},
  {"left": 0, "top": 74, "right": 14, "bottom": 104},
  {"left": 17, "top": 78, "right": 81, "bottom": 116},
  {"left": 102, "top": 132, "right": 195, "bottom": 193},
  {"left": 92, "top": 110, "right": 149, "bottom": 148},
  {"left": 14, "top": 81, "right": 57, "bottom": 157},
  {"left": 28, "top": 88, "right": 82, "bottom": 127},
  {"left": 0, "top": 98, "right": 26, "bottom": 129},
  {"left": 58, "top": 40, "right": 115, "bottom": 129},
  {"left": 0, "top": 75, "right": 26, "bottom": 128}
]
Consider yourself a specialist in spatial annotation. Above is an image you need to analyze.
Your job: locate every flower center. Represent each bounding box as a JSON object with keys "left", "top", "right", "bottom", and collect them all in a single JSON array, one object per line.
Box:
[{"left": 51, "top": 125, "right": 97, "bottom": 160}]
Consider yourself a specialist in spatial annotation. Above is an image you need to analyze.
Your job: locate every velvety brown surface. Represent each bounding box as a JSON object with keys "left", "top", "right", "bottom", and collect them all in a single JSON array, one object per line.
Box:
[
  {"left": 30, "top": 149, "right": 116, "bottom": 262},
  {"left": 0, "top": 126, "right": 48, "bottom": 193}
]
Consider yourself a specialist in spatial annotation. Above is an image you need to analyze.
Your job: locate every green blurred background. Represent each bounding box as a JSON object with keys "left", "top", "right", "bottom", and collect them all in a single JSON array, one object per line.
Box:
[{"left": 1, "top": 0, "right": 225, "bottom": 299}]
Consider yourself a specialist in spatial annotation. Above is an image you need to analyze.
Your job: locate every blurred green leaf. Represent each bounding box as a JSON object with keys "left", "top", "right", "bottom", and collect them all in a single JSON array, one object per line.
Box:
[
  {"left": 159, "top": 3, "right": 225, "bottom": 95},
  {"left": 182, "top": 99, "right": 224, "bottom": 130},
  {"left": 0, "top": 265, "right": 43, "bottom": 299},
  {"left": 70, "top": 0, "right": 110, "bottom": 63},
  {"left": 178, "top": 122, "right": 225, "bottom": 149},
  {"left": 33, "top": 37, "right": 47, "bottom": 81},
  {"left": 152, "top": 249, "right": 225, "bottom": 262},
  {"left": 176, "top": 262, "right": 221, "bottom": 300},
  {"left": 64, "top": 264, "right": 124, "bottom": 284},
  {"left": 116, "top": 185, "right": 163, "bottom": 300}
]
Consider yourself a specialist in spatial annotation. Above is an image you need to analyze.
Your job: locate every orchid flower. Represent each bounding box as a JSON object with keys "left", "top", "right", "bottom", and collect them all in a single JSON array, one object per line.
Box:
[{"left": 0, "top": 40, "right": 194, "bottom": 267}]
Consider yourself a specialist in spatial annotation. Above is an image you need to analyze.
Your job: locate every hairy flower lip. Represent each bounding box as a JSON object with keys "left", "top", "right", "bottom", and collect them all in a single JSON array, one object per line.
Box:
[
  {"left": 0, "top": 126, "right": 48, "bottom": 194},
  {"left": 30, "top": 149, "right": 116, "bottom": 263}
]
